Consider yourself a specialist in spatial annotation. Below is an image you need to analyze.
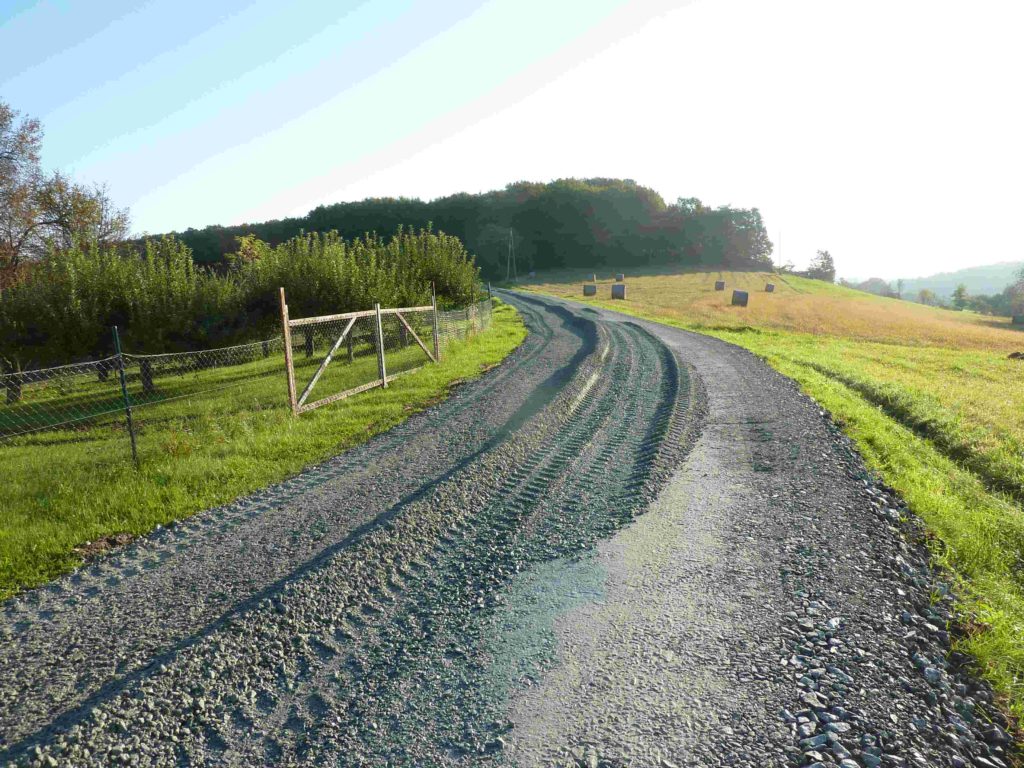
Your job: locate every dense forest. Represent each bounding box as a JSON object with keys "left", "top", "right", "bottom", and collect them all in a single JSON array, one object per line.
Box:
[{"left": 165, "top": 178, "right": 774, "bottom": 277}]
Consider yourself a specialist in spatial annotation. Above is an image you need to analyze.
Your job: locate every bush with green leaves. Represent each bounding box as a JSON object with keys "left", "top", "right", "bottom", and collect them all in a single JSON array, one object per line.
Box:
[
  {"left": 0, "top": 227, "right": 480, "bottom": 369},
  {"left": 0, "top": 237, "right": 239, "bottom": 368},
  {"left": 233, "top": 226, "right": 479, "bottom": 328}
]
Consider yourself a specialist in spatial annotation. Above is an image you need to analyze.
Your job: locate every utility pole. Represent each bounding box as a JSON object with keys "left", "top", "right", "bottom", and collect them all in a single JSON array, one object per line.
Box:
[{"left": 505, "top": 228, "right": 517, "bottom": 283}]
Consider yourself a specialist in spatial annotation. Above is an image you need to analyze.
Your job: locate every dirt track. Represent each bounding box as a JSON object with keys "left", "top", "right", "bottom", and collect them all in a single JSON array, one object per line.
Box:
[{"left": 0, "top": 293, "right": 1014, "bottom": 767}]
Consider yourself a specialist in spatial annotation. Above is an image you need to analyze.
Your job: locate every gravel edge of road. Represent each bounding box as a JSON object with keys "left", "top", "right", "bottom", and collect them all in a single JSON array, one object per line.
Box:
[
  {"left": 801, "top": 402, "right": 1023, "bottom": 768},
  {"left": 585, "top": 298, "right": 1024, "bottom": 768}
]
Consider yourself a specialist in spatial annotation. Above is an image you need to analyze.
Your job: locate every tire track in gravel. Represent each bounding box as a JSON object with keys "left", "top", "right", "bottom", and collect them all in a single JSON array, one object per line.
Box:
[
  {"left": 232, "top": 325, "right": 629, "bottom": 766},
  {"left": 216, "top": 320, "right": 693, "bottom": 767},
  {"left": 0, "top": 297, "right": 590, "bottom": 755},
  {"left": 0, "top": 296, "right": 703, "bottom": 767},
  {"left": 505, "top": 295, "right": 1020, "bottom": 768}
]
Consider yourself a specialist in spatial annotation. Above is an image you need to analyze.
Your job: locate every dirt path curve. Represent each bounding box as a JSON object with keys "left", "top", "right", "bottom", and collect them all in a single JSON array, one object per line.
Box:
[
  {"left": 505, "top": 297, "right": 1014, "bottom": 768},
  {"left": 0, "top": 293, "right": 1013, "bottom": 768}
]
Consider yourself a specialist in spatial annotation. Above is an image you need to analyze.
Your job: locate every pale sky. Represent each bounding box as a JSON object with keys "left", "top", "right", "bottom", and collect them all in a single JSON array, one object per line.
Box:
[{"left": 3, "top": 0, "right": 1022, "bottom": 279}]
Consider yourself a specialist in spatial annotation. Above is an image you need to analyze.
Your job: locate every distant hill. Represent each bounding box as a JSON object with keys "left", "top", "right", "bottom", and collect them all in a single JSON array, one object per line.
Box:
[{"left": 901, "top": 261, "right": 1023, "bottom": 298}]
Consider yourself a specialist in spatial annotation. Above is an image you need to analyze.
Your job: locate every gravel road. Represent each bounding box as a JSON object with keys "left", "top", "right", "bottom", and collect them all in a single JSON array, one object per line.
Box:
[{"left": 0, "top": 292, "right": 1016, "bottom": 767}]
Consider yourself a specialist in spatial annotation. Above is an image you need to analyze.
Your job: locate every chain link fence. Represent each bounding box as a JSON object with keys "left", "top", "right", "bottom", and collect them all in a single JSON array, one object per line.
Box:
[
  {"left": 436, "top": 299, "right": 492, "bottom": 344},
  {"left": 0, "top": 297, "right": 494, "bottom": 455}
]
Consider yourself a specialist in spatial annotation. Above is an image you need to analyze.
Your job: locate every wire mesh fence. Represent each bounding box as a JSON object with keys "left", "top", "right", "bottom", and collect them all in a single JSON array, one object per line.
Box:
[
  {"left": 437, "top": 299, "right": 492, "bottom": 345},
  {"left": 0, "top": 357, "right": 127, "bottom": 440},
  {"left": 288, "top": 312, "right": 387, "bottom": 413},
  {"left": 0, "top": 296, "right": 494, "bottom": 456},
  {"left": 0, "top": 337, "right": 290, "bottom": 444}
]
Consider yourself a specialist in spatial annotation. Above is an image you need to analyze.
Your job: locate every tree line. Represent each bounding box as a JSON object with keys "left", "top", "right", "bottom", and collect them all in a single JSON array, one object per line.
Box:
[
  {"left": 0, "top": 228, "right": 480, "bottom": 370},
  {"left": 167, "top": 179, "right": 775, "bottom": 277},
  {"left": 947, "top": 276, "right": 1023, "bottom": 316},
  {"left": 1, "top": 98, "right": 778, "bottom": 371},
  {"left": 840, "top": 270, "right": 1024, "bottom": 317}
]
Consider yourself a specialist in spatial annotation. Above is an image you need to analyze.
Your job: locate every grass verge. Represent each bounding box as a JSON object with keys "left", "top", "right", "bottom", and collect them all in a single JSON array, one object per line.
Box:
[
  {"left": 0, "top": 301, "right": 526, "bottom": 600},
  {"left": 520, "top": 278, "right": 1024, "bottom": 723}
]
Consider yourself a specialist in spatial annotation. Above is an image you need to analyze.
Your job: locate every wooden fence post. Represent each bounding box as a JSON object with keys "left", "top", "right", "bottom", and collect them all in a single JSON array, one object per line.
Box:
[
  {"left": 280, "top": 287, "right": 298, "bottom": 415},
  {"left": 374, "top": 302, "right": 388, "bottom": 388},
  {"left": 431, "top": 290, "right": 441, "bottom": 362}
]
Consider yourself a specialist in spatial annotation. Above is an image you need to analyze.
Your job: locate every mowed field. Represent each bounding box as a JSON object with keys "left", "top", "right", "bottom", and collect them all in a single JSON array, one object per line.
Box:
[{"left": 522, "top": 268, "right": 1024, "bottom": 721}]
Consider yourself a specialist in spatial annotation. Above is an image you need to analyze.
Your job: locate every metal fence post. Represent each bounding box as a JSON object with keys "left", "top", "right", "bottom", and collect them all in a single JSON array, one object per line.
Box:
[
  {"left": 431, "top": 289, "right": 441, "bottom": 362},
  {"left": 112, "top": 326, "right": 139, "bottom": 468},
  {"left": 374, "top": 302, "right": 388, "bottom": 388},
  {"left": 279, "top": 287, "right": 298, "bottom": 415}
]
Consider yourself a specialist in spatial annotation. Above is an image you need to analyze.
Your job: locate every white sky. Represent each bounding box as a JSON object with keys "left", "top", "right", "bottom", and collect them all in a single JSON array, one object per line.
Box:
[
  {"left": 10, "top": 0, "right": 1024, "bottom": 280},
  {"left": 262, "top": 0, "right": 1024, "bottom": 280}
]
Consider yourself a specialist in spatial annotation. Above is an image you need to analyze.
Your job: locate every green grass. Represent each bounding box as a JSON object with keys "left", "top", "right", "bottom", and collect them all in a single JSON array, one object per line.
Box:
[
  {"left": 0, "top": 302, "right": 526, "bottom": 600},
  {"left": 520, "top": 274, "right": 1024, "bottom": 723}
]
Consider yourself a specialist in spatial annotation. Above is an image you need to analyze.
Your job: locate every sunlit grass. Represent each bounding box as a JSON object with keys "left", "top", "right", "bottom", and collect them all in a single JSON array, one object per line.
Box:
[{"left": 0, "top": 302, "right": 526, "bottom": 600}]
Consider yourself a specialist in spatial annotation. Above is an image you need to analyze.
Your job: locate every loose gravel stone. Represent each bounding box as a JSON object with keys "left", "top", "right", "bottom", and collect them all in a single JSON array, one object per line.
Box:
[{"left": 0, "top": 293, "right": 1020, "bottom": 767}]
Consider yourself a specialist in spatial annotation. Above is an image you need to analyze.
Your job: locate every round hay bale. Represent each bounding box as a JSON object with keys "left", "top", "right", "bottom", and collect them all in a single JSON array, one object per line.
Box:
[
  {"left": 611, "top": 284, "right": 627, "bottom": 300},
  {"left": 731, "top": 289, "right": 749, "bottom": 307}
]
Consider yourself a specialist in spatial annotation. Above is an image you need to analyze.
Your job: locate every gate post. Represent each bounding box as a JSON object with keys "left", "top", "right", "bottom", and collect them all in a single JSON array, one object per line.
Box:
[
  {"left": 374, "top": 302, "right": 388, "bottom": 388},
  {"left": 279, "top": 287, "right": 298, "bottom": 415}
]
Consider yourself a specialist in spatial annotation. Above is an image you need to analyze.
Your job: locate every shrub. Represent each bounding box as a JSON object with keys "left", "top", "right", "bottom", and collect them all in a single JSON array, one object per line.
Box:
[{"left": 0, "top": 227, "right": 480, "bottom": 368}]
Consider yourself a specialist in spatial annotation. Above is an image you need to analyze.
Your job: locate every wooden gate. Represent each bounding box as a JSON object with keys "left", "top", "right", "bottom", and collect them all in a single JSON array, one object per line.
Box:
[{"left": 279, "top": 288, "right": 439, "bottom": 415}]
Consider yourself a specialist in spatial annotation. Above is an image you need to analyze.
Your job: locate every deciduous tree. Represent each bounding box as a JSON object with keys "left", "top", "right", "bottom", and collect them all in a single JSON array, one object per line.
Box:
[
  {"left": 952, "top": 283, "right": 969, "bottom": 310},
  {"left": 0, "top": 100, "right": 129, "bottom": 274},
  {"left": 805, "top": 250, "right": 836, "bottom": 282}
]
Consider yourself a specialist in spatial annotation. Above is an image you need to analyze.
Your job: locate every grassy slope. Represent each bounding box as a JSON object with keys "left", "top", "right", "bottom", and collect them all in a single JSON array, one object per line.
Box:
[
  {"left": 521, "top": 268, "right": 1024, "bottom": 720},
  {"left": 0, "top": 302, "right": 526, "bottom": 600}
]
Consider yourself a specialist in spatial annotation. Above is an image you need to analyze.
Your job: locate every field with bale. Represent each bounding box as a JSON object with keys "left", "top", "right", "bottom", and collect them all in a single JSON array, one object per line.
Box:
[{"left": 521, "top": 267, "right": 1024, "bottom": 721}]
